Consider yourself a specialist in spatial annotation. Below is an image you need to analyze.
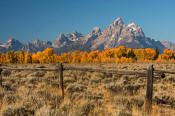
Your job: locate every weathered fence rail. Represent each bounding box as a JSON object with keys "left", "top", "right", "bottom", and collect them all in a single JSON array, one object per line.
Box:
[
  {"left": 154, "top": 69, "right": 175, "bottom": 74},
  {"left": 64, "top": 66, "right": 147, "bottom": 76},
  {"left": 143, "top": 68, "right": 175, "bottom": 74},
  {"left": 0, "top": 67, "right": 58, "bottom": 71},
  {"left": 0, "top": 64, "right": 175, "bottom": 116}
]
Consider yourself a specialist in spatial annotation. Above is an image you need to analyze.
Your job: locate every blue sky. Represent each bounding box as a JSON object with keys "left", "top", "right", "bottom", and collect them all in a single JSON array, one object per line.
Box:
[{"left": 0, "top": 0, "right": 175, "bottom": 43}]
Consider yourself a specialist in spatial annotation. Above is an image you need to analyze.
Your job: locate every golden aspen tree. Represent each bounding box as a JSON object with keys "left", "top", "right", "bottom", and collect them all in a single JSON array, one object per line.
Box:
[
  {"left": 36, "top": 51, "right": 43, "bottom": 63},
  {"left": 116, "top": 46, "right": 127, "bottom": 58},
  {"left": 60, "top": 52, "right": 72, "bottom": 63},
  {"left": 0, "top": 52, "right": 4, "bottom": 63},
  {"left": 103, "top": 48, "right": 114, "bottom": 58},
  {"left": 5, "top": 51, "right": 11, "bottom": 63},
  {"left": 42, "top": 48, "right": 54, "bottom": 63},
  {"left": 126, "top": 48, "right": 135, "bottom": 58},
  {"left": 88, "top": 50, "right": 99, "bottom": 63},
  {"left": 163, "top": 49, "right": 174, "bottom": 60},
  {"left": 17, "top": 50, "right": 24, "bottom": 64},
  {"left": 32, "top": 53, "right": 40, "bottom": 63},
  {"left": 54, "top": 54, "right": 61, "bottom": 63},
  {"left": 71, "top": 50, "right": 81, "bottom": 63},
  {"left": 24, "top": 51, "right": 32, "bottom": 63},
  {"left": 157, "top": 54, "right": 165, "bottom": 62},
  {"left": 81, "top": 51, "right": 88, "bottom": 63},
  {"left": 144, "top": 48, "right": 156, "bottom": 61},
  {"left": 53, "top": 54, "right": 60, "bottom": 63},
  {"left": 2, "top": 46, "right": 175, "bottom": 64},
  {"left": 134, "top": 49, "right": 145, "bottom": 62},
  {"left": 5, "top": 51, "right": 17, "bottom": 63}
]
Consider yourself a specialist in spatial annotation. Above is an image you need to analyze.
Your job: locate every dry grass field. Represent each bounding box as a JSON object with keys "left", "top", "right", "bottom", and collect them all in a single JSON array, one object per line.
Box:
[{"left": 0, "top": 63, "right": 175, "bottom": 116}]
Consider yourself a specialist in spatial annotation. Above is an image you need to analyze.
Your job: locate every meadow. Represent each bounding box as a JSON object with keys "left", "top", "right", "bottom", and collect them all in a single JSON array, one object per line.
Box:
[{"left": 0, "top": 63, "right": 175, "bottom": 116}]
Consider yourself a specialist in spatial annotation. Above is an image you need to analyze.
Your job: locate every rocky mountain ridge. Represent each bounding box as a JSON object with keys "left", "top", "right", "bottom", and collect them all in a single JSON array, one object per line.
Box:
[
  {"left": 0, "top": 17, "right": 173, "bottom": 54},
  {"left": 161, "top": 41, "right": 175, "bottom": 51}
]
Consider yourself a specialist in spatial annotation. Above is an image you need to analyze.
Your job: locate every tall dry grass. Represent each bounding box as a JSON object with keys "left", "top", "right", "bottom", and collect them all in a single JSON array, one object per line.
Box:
[{"left": 0, "top": 63, "right": 175, "bottom": 116}]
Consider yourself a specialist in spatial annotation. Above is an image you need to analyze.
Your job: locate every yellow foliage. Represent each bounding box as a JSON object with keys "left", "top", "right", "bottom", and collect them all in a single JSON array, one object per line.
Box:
[
  {"left": 17, "top": 50, "right": 24, "bottom": 64},
  {"left": 0, "top": 46, "right": 175, "bottom": 64},
  {"left": 81, "top": 51, "right": 88, "bottom": 63},
  {"left": 5, "top": 51, "right": 17, "bottom": 63},
  {"left": 24, "top": 51, "right": 32, "bottom": 64},
  {"left": 0, "top": 52, "right": 5, "bottom": 63}
]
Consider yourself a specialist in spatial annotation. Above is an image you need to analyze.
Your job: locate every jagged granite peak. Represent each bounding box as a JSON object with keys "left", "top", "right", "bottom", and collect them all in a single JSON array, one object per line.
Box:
[
  {"left": 32, "top": 39, "right": 52, "bottom": 46},
  {"left": 6, "top": 38, "right": 22, "bottom": 45},
  {"left": 22, "top": 39, "right": 52, "bottom": 52},
  {"left": 57, "top": 32, "right": 71, "bottom": 42},
  {"left": 91, "top": 18, "right": 165, "bottom": 52},
  {"left": 52, "top": 32, "right": 71, "bottom": 48},
  {"left": 91, "top": 26, "right": 101, "bottom": 35},
  {"left": 128, "top": 22, "right": 137, "bottom": 27},
  {"left": 111, "top": 17, "right": 124, "bottom": 27},
  {"left": 126, "top": 22, "right": 144, "bottom": 36},
  {"left": 91, "top": 17, "right": 125, "bottom": 50},
  {"left": 21, "top": 42, "right": 34, "bottom": 52},
  {"left": 0, "top": 38, "right": 23, "bottom": 53},
  {"left": 7, "top": 37, "right": 15, "bottom": 42},
  {"left": 119, "top": 22, "right": 145, "bottom": 43},
  {"left": 33, "top": 39, "right": 41, "bottom": 45},
  {"left": 127, "top": 22, "right": 138, "bottom": 31},
  {"left": 71, "top": 31, "right": 84, "bottom": 38},
  {"left": 45, "top": 41, "right": 52, "bottom": 45},
  {"left": 71, "top": 31, "right": 81, "bottom": 36},
  {"left": 113, "top": 17, "right": 123, "bottom": 25},
  {"left": 65, "top": 31, "right": 84, "bottom": 41},
  {"left": 0, "top": 38, "right": 23, "bottom": 51},
  {"left": 0, "top": 17, "right": 168, "bottom": 54},
  {"left": 58, "top": 32, "right": 66, "bottom": 40},
  {"left": 107, "top": 17, "right": 124, "bottom": 35},
  {"left": 81, "top": 26, "right": 102, "bottom": 44}
]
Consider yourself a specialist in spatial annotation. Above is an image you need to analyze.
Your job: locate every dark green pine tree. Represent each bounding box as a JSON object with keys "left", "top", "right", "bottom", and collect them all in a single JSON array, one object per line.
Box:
[{"left": 154, "top": 47, "right": 159, "bottom": 60}]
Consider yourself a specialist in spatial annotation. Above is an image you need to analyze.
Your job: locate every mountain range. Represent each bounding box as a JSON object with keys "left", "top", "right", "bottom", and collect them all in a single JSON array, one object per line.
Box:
[{"left": 0, "top": 17, "right": 174, "bottom": 54}]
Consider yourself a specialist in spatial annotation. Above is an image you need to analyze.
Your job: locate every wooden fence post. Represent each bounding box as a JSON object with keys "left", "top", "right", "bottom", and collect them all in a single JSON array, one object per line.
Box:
[
  {"left": 58, "top": 63, "right": 64, "bottom": 99},
  {"left": 145, "top": 64, "right": 154, "bottom": 116}
]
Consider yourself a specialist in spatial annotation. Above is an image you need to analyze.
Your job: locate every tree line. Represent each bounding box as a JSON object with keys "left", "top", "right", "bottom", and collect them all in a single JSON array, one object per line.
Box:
[{"left": 0, "top": 46, "right": 175, "bottom": 64}]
